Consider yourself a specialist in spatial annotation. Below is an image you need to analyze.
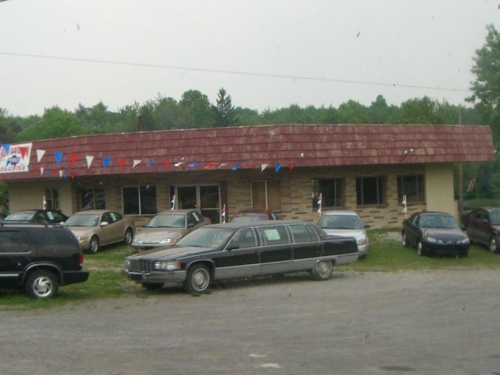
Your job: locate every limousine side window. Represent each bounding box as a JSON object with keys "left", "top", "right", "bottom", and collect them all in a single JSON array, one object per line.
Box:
[
  {"left": 0, "top": 230, "right": 27, "bottom": 253},
  {"left": 259, "top": 225, "right": 290, "bottom": 246},
  {"left": 289, "top": 224, "right": 319, "bottom": 243},
  {"left": 228, "top": 228, "right": 257, "bottom": 249}
]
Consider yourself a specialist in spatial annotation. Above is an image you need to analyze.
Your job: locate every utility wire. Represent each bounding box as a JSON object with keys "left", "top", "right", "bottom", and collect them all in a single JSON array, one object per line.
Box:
[{"left": 0, "top": 51, "right": 469, "bottom": 93}]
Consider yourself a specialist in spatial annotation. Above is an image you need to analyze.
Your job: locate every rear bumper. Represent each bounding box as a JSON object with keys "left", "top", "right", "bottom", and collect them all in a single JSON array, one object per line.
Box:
[{"left": 62, "top": 270, "right": 90, "bottom": 286}]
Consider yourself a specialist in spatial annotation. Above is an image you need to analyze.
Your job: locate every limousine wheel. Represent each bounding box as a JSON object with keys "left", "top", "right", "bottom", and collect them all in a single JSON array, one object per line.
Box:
[
  {"left": 184, "top": 264, "right": 211, "bottom": 293},
  {"left": 25, "top": 270, "right": 59, "bottom": 299},
  {"left": 311, "top": 260, "right": 333, "bottom": 281}
]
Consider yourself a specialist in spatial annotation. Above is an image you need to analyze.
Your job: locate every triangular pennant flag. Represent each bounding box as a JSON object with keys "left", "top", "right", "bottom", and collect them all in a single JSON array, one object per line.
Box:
[
  {"left": 40, "top": 167, "right": 44, "bottom": 175},
  {"left": 231, "top": 163, "right": 241, "bottom": 171},
  {"left": 36, "top": 149, "right": 45, "bottom": 163},
  {"left": 103, "top": 157, "right": 111, "bottom": 169},
  {"left": 86, "top": 155, "right": 94, "bottom": 168},
  {"left": 204, "top": 162, "right": 216, "bottom": 170},
  {"left": 70, "top": 153, "right": 77, "bottom": 166},
  {"left": 19, "top": 147, "right": 28, "bottom": 159},
  {"left": 261, "top": 164, "right": 268, "bottom": 172},
  {"left": 133, "top": 160, "right": 141, "bottom": 168},
  {"left": 188, "top": 162, "right": 199, "bottom": 168},
  {"left": 119, "top": 158, "right": 126, "bottom": 169},
  {"left": 146, "top": 159, "right": 154, "bottom": 166},
  {"left": 163, "top": 161, "right": 171, "bottom": 168},
  {"left": 289, "top": 162, "right": 296, "bottom": 172},
  {"left": 59, "top": 170, "right": 64, "bottom": 178},
  {"left": 275, "top": 163, "right": 282, "bottom": 173},
  {"left": 54, "top": 151, "right": 63, "bottom": 167}
]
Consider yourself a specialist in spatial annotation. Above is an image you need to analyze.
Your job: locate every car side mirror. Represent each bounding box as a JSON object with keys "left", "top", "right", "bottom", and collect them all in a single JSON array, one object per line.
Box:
[
  {"left": 101, "top": 221, "right": 109, "bottom": 227},
  {"left": 226, "top": 244, "right": 239, "bottom": 251},
  {"left": 188, "top": 223, "right": 195, "bottom": 228}
]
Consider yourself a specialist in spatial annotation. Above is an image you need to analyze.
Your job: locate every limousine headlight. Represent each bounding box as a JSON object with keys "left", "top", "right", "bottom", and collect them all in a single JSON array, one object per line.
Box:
[{"left": 154, "top": 261, "right": 181, "bottom": 271}]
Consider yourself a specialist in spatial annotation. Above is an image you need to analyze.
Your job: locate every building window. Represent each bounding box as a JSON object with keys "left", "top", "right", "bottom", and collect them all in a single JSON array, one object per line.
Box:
[
  {"left": 252, "top": 181, "right": 281, "bottom": 210},
  {"left": 398, "top": 174, "right": 425, "bottom": 203},
  {"left": 312, "top": 178, "right": 345, "bottom": 210},
  {"left": 80, "top": 188, "right": 105, "bottom": 210},
  {"left": 356, "top": 176, "right": 386, "bottom": 206},
  {"left": 44, "top": 188, "right": 60, "bottom": 209},
  {"left": 123, "top": 185, "right": 157, "bottom": 215}
]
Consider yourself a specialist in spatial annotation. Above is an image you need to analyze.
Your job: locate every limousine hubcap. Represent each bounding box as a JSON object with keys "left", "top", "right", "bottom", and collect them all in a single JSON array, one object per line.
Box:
[{"left": 312, "top": 260, "right": 333, "bottom": 280}]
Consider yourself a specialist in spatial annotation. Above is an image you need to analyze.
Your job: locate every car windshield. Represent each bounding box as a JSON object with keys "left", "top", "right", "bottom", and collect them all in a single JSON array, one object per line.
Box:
[
  {"left": 66, "top": 214, "right": 100, "bottom": 227},
  {"left": 3, "top": 212, "right": 35, "bottom": 221},
  {"left": 146, "top": 214, "right": 185, "bottom": 228},
  {"left": 231, "top": 215, "right": 268, "bottom": 223},
  {"left": 319, "top": 215, "right": 363, "bottom": 230},
  {"left": 420, "top": 214, "right": 459, "bottom": 229},
  {"left": 177, "top": 227, "right": 234, "bottom": 248},
  {"left": 490, "top": 211, "right": 500, "bottom": 225}
]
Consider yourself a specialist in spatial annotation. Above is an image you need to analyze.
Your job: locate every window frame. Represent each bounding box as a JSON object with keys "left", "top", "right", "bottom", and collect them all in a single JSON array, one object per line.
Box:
[
  {"left": 122, "top": 185, "right": 157, "bottom": 215},
  {"left": 397, "top": 174, "right": 425, "bottom": 204},
  {"left": 312, "top": 178, "right": 345, "bottom": 210},
  {"left": 356, "top": 176, "right": 386, "bottom": 206}
]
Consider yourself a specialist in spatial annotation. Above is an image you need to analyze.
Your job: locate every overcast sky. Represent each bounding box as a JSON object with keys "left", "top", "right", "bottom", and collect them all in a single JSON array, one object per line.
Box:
[{"left": 0, "top": 0, "right": 499, "bottom": 117}]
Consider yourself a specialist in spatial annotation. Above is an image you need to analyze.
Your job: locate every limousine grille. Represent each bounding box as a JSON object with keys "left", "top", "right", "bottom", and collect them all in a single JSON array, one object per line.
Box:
[{"left": 129, "top": 259, "right": 152, "bottom": 273}]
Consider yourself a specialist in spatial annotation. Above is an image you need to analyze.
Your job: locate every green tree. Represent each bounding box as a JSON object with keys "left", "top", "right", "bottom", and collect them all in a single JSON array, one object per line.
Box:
[
  {"left": 17, "top": 106, "right": 84, "bottom": 141},
  {"left": 213, "top": 88, "right": 238, "bottom": 127},
  {"left": 398, "top": 97, "right": 444, "bottom": 124},
  {"left": 179, "top": 90, "right": 214, "bottom": 128}
]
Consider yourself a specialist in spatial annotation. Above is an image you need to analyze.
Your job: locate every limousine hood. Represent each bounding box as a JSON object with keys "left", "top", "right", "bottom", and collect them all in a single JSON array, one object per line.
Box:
[{"left": 133, "top": 245, "right": 215, "bottom": 260}]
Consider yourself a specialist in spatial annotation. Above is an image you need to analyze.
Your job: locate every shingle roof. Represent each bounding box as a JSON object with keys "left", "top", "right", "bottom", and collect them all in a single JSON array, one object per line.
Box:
[{"left": 0, "top": 124, "right": 494, "bottom": 180}]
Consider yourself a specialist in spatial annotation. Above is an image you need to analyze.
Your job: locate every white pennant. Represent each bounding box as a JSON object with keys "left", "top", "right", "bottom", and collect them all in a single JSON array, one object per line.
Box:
[
  {"left": 59, "top": 170, "right": 64, "bottom": 178},
  {"left": 261, "top": 164, "right": 268, "bottom": 172},
  {"left": 40, "top": 167, "right": 44, "bottom": 175},
  {"left": 36, "top": 149, "right": 45, "bottom": 163},
  {"left": 86, "top": 155, "right": 94, "bottom": 168},
  {"left": 133, "top": 160, "right": 141, "bottom": 168}
]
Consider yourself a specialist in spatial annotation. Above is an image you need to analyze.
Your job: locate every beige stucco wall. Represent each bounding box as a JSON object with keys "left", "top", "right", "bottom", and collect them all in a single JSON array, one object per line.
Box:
[
  {"left": 424, "top": 163, "right": 458, "bottom": 218},
  {"left": 6, "top": 163, "right": 458, "bottom": 229}
]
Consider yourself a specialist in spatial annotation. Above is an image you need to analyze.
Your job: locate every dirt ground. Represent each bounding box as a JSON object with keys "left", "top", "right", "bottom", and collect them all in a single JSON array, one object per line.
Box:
[{"left": 1, "top": 269, "right": 499, "bottom": 375}]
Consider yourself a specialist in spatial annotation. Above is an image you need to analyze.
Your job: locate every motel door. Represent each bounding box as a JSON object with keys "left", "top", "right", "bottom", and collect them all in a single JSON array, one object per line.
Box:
[{"left": 176, "top": 185, "right": 221, "bottom": 223}]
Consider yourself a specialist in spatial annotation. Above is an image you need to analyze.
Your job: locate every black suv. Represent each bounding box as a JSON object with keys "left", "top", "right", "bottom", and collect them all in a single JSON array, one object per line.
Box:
[{"left": 0, "top": 223, "right": 89, "bottom": 299}]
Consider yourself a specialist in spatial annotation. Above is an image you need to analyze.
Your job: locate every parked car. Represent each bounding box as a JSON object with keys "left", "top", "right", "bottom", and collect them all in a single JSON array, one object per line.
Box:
[
  {"left": 0, "top": 223, "right": 89, "bottom": 299},
  {"left": 461, "top": 207, "right": 500, "bottom": 253},
  {"left": 318, "top": 210, "right": 369, "bottom": 258},
  {"left": 230, "top": 209, "right": 280, "bottom": 222},
  {"left": 2, "top": 209, "right": 68, "bottom": 224},
  {"left": 123, "top": 220, "right": 359, "bottom": 293},
  {"left": 402, "top": 211, "right": 470, "bottom": 257},
  {"left": 132, "top": 209, "right": 211, "bottom": 252},
  {"left": 65, "top": 210, "right": 136, "bottom": 253}
]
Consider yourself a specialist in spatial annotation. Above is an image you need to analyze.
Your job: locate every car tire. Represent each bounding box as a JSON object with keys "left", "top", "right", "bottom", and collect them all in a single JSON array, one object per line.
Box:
[
  {"left": 25, "top": 270, "right": 59, "bottom": 299},
  {"left": 141, "top": 282, "right": 163, "bottom": 291},
  {"left": 489, "top": 237, "right": 498, "bottom": 254},
  {"left": 417, "top": 241, "right": 424, "bottom": 256},
  {"left": 124, "top": 228, "right": 134, "bottom": 245},
  {"left": 311, "top": 260, "right": 333, "bottom": 281},
  {"left": 184, "top": 264, "right": 211, "bottom": 293},
  {"left": 89, "top": 236, "right": 100, "bottom": 254},
  {"left": 402, "top": 232, "right": 409, "bottom": 248}
]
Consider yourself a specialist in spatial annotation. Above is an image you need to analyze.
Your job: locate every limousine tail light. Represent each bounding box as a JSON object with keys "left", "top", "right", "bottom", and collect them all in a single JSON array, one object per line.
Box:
[
  {"left": 154, "top": 261, "right": 181, "bottom": 271},
  {"left": 79, "top": 253, "right": 84, "bottom": 265}
]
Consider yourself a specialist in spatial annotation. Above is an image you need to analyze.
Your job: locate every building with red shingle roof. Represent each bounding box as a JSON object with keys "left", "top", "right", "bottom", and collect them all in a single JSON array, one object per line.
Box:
[{"left": 0, "top": 124, "right": 494, "bottom": 228}]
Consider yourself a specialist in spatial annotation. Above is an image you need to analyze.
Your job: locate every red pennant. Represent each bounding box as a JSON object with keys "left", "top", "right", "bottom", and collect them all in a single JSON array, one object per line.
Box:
[
  {"left": 163, "top": 161, "right": 171, "bottom": 168},
  {"left": 70, "top": 153, "right": 77, "bottom": 166}
]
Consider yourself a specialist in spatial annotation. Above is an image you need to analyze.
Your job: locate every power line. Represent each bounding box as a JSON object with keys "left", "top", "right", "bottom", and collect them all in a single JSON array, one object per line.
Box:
[{"left": 0, "top": 51, "right": 470, "bottom": 93}]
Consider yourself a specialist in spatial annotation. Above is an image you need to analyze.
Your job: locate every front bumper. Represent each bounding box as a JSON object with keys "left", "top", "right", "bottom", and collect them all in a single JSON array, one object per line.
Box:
[
  {"left": 123, "top": 269, "right": 187, "bottom": 284},
  {"left": 422, "top": 242, "right": 469, "bottom": 256}
]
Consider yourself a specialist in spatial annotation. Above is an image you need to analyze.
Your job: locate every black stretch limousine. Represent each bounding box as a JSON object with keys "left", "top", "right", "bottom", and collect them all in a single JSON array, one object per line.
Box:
[{"left": 123, "top": 221, "right": 359, "bottom": 293}]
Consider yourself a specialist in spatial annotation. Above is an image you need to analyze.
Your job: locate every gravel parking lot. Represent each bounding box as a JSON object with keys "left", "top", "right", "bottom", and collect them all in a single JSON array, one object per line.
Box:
[{"left": 1, "top": 269, "right": 499, "bottom": 375}]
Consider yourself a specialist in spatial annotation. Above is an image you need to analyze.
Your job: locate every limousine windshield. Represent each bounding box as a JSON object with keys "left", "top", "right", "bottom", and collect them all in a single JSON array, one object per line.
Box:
[{"left": 177, "top": 227, "right": 235, "bottom": 248}]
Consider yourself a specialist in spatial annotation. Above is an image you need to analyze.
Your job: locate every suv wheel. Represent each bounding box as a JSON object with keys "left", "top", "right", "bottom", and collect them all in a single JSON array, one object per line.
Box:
[{"left": 25, "top": 270, "right": 59, "bottom": 299}]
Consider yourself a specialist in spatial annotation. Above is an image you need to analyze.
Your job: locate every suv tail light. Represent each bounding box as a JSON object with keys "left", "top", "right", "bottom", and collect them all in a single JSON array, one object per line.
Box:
[{"left": 78, "top": 253, "right": 84, "bottom": 265}]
